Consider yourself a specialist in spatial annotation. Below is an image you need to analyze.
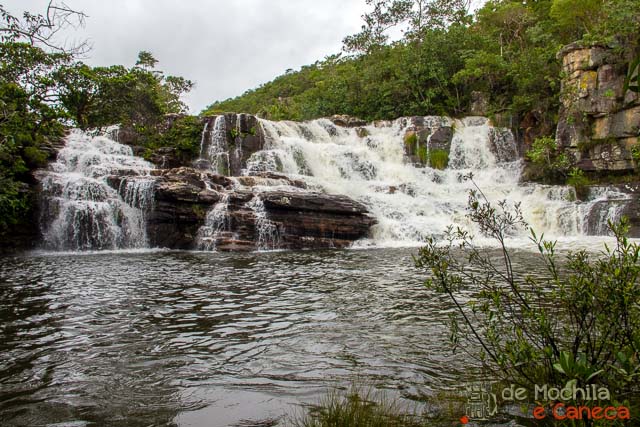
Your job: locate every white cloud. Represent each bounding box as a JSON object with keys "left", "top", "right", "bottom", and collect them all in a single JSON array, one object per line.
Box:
[{"left": 3, "top": 0, "right": 368, "bottom": 112}]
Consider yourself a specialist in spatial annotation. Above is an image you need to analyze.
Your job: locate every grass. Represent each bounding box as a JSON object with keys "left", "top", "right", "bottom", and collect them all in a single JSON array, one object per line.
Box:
[
  {"left": 286, "top": 385, "right": 466, "bottom": 427},
  {"left": 427, "top": 149, "right": 449, "bottom": 170}
]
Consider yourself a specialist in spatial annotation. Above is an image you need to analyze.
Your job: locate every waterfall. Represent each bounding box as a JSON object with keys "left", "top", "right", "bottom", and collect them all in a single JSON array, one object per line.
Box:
[
  {"left": 38, "top": 129, "right": 155, "bottom": 251},
  {"left": 38, "top": 116, "right": 631, "bottom": 252},
  {"left": 246, "top": 196, "right": 280, "bottom": 250},
  {"left": 198, "top": 121, "right": 210, "bottom": 159},
  {"left": 249, "top": 116, "right": 629, "bottom": 246},
  {"left": 195, "top": 194, "right": 231, "bottom": 250},
  {"left": 204, "top": 116, "right": 230, "bottom": 175}
]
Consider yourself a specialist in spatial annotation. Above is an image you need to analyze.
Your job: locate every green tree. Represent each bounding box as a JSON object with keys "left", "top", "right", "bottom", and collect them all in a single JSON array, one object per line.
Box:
[
  {"left": 135, "top": 50, "right": 158, "bottom": 69},
  {"left": 56, "top": 54, "right": 193, "bottom": 129},
  {"left": 0, "top": 3, "right": 77, "bottom": 240}
]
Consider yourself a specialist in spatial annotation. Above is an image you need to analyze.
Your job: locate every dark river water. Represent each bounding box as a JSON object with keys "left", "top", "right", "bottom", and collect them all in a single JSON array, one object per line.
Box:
[{"left": 0, "top": 247, "right": 558, "bottom": 426}]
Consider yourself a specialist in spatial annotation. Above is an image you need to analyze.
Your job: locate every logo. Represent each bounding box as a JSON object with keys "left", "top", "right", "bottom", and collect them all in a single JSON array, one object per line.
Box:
[{"left": 461, "top": 382, "right": 631, "bottom": 423}]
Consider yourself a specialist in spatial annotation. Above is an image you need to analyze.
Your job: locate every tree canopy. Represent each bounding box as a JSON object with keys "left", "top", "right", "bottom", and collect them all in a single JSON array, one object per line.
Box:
[{"left": 205, "top": 0, "right": 640, "bottom": 124}]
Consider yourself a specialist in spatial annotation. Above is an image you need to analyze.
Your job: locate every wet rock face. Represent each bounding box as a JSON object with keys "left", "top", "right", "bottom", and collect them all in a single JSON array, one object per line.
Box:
[
  {"left": 199, "top": 113, "right": 266, "bottom": 176},
  {"left": 328, "top": 115, "right": 368, "bottom": 128},
  {"left": 400, "top": 116, "right": 455, "bottom": 167},
  {"left": 582, "top": 183, "right": 640, "bottom": 237},
  {"left": 556, "top": 43, "right": 639, "bottom": 174},
  {"left": 260, "top": 191, "right": 376, "bottom": 249},
  {"left": 141, "top": 168, "right": 375, "bottom": 250}
]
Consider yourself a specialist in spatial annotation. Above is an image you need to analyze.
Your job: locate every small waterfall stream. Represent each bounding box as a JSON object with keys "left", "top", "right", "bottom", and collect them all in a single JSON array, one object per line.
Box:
[{"left": 196, "top": 193, "right": 231, "bottom": 250}]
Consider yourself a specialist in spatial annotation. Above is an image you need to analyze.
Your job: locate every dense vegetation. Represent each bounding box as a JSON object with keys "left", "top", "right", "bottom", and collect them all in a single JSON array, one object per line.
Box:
[
  {"left": 205, "top": 0, "right": 639, "bottom": 126},
  {"left": 0, "top": 3, "right": 193, "bottom": 243}
]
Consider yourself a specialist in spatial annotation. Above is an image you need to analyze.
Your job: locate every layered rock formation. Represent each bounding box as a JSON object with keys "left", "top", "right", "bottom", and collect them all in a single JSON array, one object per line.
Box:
[
  {"left": 556, "top": 43, "right": 639, "bottom": 174},
  {"left": 118, "top": 168, "right": 375, "bottom": 251}
]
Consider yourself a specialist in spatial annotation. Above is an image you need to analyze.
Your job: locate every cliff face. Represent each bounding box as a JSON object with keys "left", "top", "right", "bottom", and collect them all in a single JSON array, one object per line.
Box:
[{"left": 556, "top": 43, "right": 639, "bottom": 174}]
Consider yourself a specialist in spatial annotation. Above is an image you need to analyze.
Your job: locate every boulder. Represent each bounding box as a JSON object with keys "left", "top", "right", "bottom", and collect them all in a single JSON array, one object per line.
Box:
[
  {"left": 145, "top": 167, "right": 234, "bottom": 248},
  {"left": 401, "top": 116, "right": 454, "bottom": 167},
  {"left": 200, "top": 113, "right": 266, "bottom": 176},
  {"left": 259, "top": 191, "right": 377, "bottom": 249},
  {"left": 329, "top": 114, "right": 368, "bottom": 127}
]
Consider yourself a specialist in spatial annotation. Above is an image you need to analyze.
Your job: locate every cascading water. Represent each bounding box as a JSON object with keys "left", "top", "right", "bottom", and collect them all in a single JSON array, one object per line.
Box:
[
  {"left": 195, "top": 193, "right": 231, "bottom": 250},
  {"left": 206, "top": 116, "right": 230, "bottom": 174},
  {"left": 246, "top": 195, "right": 280, "bottom": 250},
  {"left": 248, "top": 116, "right": 630, "bottom": 246},
  {"left": 38, "top": 129, "right": 155, "bottom": 251}
]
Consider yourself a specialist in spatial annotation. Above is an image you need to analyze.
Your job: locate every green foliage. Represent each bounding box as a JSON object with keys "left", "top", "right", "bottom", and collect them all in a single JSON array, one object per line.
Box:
[
  {"left": 140, "top": 115, "right": 203, "bottom": 161},
  {"left": 566, "top": 167, "right": 590, "bottom": 199},
  {"left": 56, "top": 54, "right": 193, "bottom": 130},
  {"left": 0, "top": 4, "right": 192, "bottom": 243},
  {"left": 624, "top": 55, "right": 640, "bottom": 95},
  {"left": 414, "top": 178, "right": 640, "bottom": 408},
  {"left": 526, "top": 136, "right": 570, "bottom": 181},
  {"left": 135, "top": 50, "right": 158, "bottom": 69},
  {"left": 427, "top": 148, "right": 448, "bottom": 170},
  {"left": 204, "top": 0, "right": 638, "bottom": 134},
  {"left": 631, "top": 144, "right": 640, "bottom": 163},
  {"left": 0, "top": 40, "right": 66, "bottom": 238}
]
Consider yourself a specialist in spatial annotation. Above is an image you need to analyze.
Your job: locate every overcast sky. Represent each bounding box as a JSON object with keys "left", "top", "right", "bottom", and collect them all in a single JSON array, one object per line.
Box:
[{"left": 4, "top": 1, "right": 485, "bottom": 113}]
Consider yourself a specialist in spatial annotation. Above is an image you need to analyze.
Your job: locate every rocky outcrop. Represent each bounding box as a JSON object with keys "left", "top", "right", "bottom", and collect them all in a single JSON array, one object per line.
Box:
[
  {"left": 400, "top": 116, "right": 454, "bottom": 168},
  {"left": 583, "top": 183, "right": 640, "bottom": 236},
  {"left": 260, "top": 191, "right": 376, "bottom": 249},
  {"left": 147, "top": 168, "right": 226, "bottom": 248},
  {"left": 198, "top": 113, "right": 266, "bottom": 176},
  {"left": 556, "top": 43, "right": 639, "bottom": 174},
  {"left": 129, "top": 167, "right": 375, "bottom": 250},
  {"left": 328, "top": 114, "right": 368, "bottom": 128}
]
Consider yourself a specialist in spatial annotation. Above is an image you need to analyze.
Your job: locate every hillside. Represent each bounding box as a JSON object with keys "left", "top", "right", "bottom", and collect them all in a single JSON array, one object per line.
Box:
[{"left": 203, "top": 0, "right": 639, "bottom": 129}]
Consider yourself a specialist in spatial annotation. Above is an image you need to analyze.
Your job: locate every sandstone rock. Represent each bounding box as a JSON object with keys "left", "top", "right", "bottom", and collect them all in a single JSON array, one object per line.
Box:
[
  {"left": 148, "top": 147, "right": 184, "bottom": 169},
  {"left": 259, "top": 191, "right": 376, "bottom": 249},
  {"left": 559, "top": 43, "right": 611, "bottom": 73},
  {"left": 140, "top": 166, "right": 376, "bottom": 250},
  {"left": 401, "top": 116, "right": 455, "bottom": 166},
  {"left": 329, "top": 115, "right": 367, "bottom": 127},
  {"left": 578, "top": 139, "right": 636, "bottom": 173},
  {"left": 200, "top": 113, "right": 266, "bottom": 176},
  {"left": 556, "top": 42, "right": 640, "bottom": 176}
]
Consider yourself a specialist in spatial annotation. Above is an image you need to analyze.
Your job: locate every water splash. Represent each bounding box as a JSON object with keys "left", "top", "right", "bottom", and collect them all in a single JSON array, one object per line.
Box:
[
  {"left": 253, "top": 116, "right": 629, "bottom": 246},
  {"left": 198, "top": 115, "right": 232, "bottom": 175}
]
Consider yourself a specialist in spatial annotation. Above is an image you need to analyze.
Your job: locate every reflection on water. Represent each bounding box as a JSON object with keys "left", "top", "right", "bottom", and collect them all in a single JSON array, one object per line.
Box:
[{"left": 1, "top": 248, "right": 548, "bottom": 426}]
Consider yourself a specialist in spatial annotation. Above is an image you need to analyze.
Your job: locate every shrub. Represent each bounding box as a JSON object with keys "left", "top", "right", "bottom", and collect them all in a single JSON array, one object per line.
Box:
[
  {"left": 566, "top": 167, "right": 591, "bottom": 199},
  {"left": 526, "top": 136, "right": 570, "bottom": 182},
  {"left": 414, "top": 175, "right": 640, "bottom": 414}
]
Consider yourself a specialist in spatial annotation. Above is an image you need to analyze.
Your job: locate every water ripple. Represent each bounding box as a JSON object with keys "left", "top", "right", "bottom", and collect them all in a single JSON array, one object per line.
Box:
[{"left": 0, "top": 248, "right": 512, "bottom": 426}]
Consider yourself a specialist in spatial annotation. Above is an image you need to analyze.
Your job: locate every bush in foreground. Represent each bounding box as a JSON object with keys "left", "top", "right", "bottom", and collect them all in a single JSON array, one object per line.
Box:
[{"left": 414, "top": 175, "right": 640, "bottom": 420}]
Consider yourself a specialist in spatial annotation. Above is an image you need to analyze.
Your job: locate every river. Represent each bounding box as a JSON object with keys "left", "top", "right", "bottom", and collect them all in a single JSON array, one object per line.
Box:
[{"left": 0, "top": 247, "right": 544, "bottom": 426}]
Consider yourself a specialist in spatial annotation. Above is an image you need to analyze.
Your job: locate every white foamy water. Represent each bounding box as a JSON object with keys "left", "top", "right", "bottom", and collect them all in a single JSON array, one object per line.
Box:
[
  {"left": 251, "top": 117, "right": 631, "bottom": 247},
  {"left": 38, "top": 129, "right": 155, "bottom": 250}
]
